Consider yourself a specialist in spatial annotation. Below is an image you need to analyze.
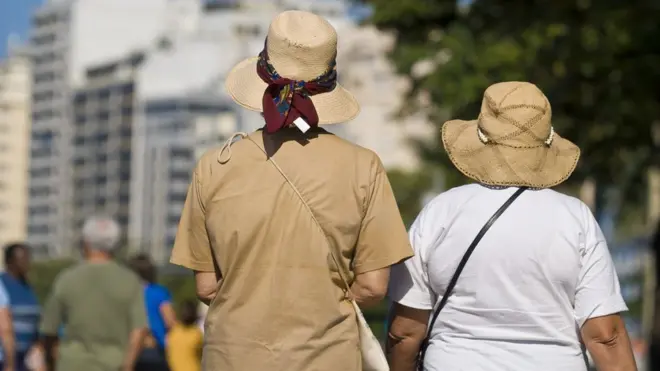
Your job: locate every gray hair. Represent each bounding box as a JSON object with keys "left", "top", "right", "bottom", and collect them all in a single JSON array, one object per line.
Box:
[{"left": 82, "top": 215, "right": 121, "bottom": 252}]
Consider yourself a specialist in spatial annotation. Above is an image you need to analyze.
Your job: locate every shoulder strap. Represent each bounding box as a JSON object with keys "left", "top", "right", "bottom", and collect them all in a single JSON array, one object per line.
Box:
[
  {"left": 244, "top": 136, "right": 354, "bottom": 295},
  {"left": 417, "top": 186, "right": 527, "bottom": 369}
]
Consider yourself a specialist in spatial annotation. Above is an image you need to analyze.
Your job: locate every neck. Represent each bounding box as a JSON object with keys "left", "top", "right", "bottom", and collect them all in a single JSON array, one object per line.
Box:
[{"left": 85, "top": 250, "right": 112, "bottom": 263}]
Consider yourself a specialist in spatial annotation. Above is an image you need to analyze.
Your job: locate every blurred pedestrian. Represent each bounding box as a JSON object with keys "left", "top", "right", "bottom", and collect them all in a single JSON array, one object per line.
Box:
[
  {"left": 650, "top": 219, "right": 660, "bottom": 370},
  {"left": 387, "top": 82, "right": 636, "bottom": 371},
  {"left": 165, "top": 301, "right": 202, "bottom": 371},
  {"left": 0, "top": 243, "right": 41, "bottom": 371},
  {"left": 0, "top": 278, "right": 15, "bottom": 371},
  {"left": 128, "top": 254, "right": 175, "bottom": 371},
  {"left": 39, "top": 216, "right": 148, "bottom": 371},
  {"left": 169, "top": 10, "right": 412, "bottom": 371}
]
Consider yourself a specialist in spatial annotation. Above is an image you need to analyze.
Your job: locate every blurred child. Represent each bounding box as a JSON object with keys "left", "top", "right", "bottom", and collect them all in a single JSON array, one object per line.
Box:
[{"left": 166, "top": 301, "right": 203, "bottom": 371}]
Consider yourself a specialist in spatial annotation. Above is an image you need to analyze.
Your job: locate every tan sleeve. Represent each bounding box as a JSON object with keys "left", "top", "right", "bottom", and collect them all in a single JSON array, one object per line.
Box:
[
  {"left": 353, "top": 157, "right": 413, "bottom": 274},
  {"left": 170, "top": 164, "right": 215, "bottom": 272}
]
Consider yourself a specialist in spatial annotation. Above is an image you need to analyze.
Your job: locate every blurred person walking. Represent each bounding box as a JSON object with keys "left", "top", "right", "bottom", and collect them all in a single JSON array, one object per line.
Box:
[
  {"left": 0, "top": 243, "right": 41, "bottom": 371},
  {"left": 128, "top": 255, "right": 175, "bottom": 371},
  {"left": 165, "top": 301, "right": 202, "bottom": 371},
  {"left": 40, "top": 216, "right": 148, "bottom": 371},
  {"left": 387, "top": 82, "right": 637, "bottom": 371},
  {"left": 169, "top": 10, "right": 412, "bottom": 371},
  {"left": 650, "top": 220, "right": 660, "bottom": 370}
]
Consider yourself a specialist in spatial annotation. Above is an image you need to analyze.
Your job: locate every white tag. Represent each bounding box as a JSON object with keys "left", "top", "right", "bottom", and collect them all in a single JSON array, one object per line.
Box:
[{"left": 293, "top": 117, "right": 310, "bottom": 133}]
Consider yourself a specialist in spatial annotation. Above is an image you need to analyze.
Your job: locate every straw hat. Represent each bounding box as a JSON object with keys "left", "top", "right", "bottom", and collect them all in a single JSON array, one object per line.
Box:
[
  {"left": 225, "top": 10, "right": 360, "bottom": 125},
  {"left": 442, "top": 81, "right": 580, "bottom": 188}
]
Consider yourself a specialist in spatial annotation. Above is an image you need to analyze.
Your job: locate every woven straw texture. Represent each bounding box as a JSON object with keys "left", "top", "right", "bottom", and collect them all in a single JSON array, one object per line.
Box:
[
  {"left": 225, "top": 10, "right": 360, "bottom": 124},
  {"left": 442, "top": 81, "right": 580, "bottom": 188}
]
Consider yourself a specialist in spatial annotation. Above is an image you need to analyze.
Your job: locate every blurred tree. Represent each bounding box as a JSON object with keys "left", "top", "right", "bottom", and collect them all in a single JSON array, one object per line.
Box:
[
  {"left": 29, "top": 259, "right": 76, "bottom": 303},
  {"left": 387, "top": 169, "right": 433, "bottom": 226},
  {"left": 368, "top": 0, "right": 660, "bottom": 204}
]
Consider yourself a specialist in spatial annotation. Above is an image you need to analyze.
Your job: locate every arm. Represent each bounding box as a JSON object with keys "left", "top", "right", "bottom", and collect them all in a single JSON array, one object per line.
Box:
[
  {"left": 0, "top": 307, "right": 15, "bottom": 370},
  {"left": 28, "top": 341, "right": 47, "bottom": 371},
  {"left": 352, "top": 158, "right": 413, "bottom": 308},
  {"left": 387, "top": 303, "right": 430, "bottom": 371},
  {"left": 195, "top": 271, "right": 219, "bottom": 306},
  {"left": 121, "top": 284, "right": 148, "bottom": 371},
  {"left": 170, "top": 164, "right": 218, "bottom": 290},
  {"left": 39, "top": 280, "right": 64, "bottom": 371},
  {"left": 581, "top": 314, "right": 637, "bottom": 371},
  {"left": 159, "top": 302, "right": 178, "bottom": 330},
  {"left": 41, "top": 336, "right": 58, "bottom": 371},
  {"left": 387, "top": 206, "right": 436, "bottom": 370},
  {"left": 351, "top": 267, "right": 390, "bottom": 309},
  {"left": 574, "top": 205, "right": 634, "bottom": 371},
  {"left": 122, "top": 328, "right": 148, "bottom": 371}
]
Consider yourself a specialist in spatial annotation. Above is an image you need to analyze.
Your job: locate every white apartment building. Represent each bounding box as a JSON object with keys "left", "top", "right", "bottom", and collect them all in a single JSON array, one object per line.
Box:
[
  {"left": 0, "top": 45, "right": 31, "bottom": 264},
  {"left": 28, "top": 0, "right": 172, "bottom": 257},
  {"left": 71, "top": 52, "right": 146, "bottom": 247}
]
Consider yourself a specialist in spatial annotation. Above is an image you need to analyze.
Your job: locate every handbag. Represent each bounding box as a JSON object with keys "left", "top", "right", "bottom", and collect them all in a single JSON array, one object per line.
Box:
[
  {"left": 245, "top": 136, "right": 390, "bottom": 371},
  {"left": 416, "top": 186, "right": 527, "bottom": 371}
]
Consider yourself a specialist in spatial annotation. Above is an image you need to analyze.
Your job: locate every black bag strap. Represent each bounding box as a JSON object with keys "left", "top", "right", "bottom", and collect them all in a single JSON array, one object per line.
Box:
[{"left": 417, "top": 186, "right": 527, "bottom": 370}]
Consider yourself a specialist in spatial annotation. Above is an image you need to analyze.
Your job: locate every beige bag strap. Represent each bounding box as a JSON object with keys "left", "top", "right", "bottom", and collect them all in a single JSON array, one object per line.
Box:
[{"left": 236, "top": 135, "right": 354, "bottom": 295}]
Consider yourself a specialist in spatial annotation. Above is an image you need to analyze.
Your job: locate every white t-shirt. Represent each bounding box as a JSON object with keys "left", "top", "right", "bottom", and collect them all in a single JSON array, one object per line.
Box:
[{"left": 389, "top": 184, "right": 628, "bottom": 371}]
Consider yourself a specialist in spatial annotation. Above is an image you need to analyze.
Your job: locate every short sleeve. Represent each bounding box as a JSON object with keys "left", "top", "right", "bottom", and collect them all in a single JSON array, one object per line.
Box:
[
  {"left": 353, "top": 157, "right": 413, "bottom": 274},
  {"left": 40, "top": 278, "right": 65, "bottom": 335},
  {"left": 0, "top": 282, "right": 9, "bottom": 308},
  {"left": 130, "top": 282, "right": 148, "bottom": 331},
  {"left": 170, "top": 165, "right": 215, "bottom": 272},
  {"left": 574, "top": 207, "right": 628, "bottom": 327},
  {"left": 157, "top": 286, "right": 172, "bottom": 306},
  {"left": 388, "top": 212, "right": 434, "bottom": 310}
]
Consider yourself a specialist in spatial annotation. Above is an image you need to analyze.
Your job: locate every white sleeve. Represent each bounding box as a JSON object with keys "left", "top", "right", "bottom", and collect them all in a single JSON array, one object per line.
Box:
[
  {"left": 574, "top": 207, "right": 628, "bottom": 327},
  {"left": 0, "top": 282, "right": 9, "bottom": 308},
  {"left": 388, "top": 212, "right": 434, "bottom": 310}
]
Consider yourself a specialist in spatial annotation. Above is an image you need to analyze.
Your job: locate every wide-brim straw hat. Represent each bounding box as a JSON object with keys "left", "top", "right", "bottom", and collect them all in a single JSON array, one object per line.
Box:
[
  {"left": 442, "top": 81, "right": 580, "bottom": 188},
  {"left": 225, "top": 10, "right": 360, "bottom": 124}
]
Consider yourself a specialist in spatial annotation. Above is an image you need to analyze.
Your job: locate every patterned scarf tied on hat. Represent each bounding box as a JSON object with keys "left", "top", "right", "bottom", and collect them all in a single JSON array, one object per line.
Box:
[{"left": 256, "top": 42, "right": 338, "bottom": 133}]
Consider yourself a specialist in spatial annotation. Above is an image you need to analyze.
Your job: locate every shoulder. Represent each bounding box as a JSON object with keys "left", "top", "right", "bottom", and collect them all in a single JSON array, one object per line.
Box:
[
  {"left": 110, "top": 263, "right": 142, "bottom": 286},
  {"left": 417, "top": 184, "right": 484, "bottom": 221},
  {"left": 531, "top": 189, "right": 595, "bottom": 225},
  {"left": 148, "top": 284, "right": 172, "bottom": 299}
]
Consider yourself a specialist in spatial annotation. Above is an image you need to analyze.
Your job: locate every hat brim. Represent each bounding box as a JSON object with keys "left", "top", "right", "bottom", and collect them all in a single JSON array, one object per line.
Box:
[
  {"left": 225, "top": 57, "right": 360, "bottom": 125},
  {"left": 442, "top": 119, "right": 580, "bottom": 188}
]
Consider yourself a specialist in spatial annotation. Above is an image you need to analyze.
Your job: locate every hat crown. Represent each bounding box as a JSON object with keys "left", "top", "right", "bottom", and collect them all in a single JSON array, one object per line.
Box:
[
  {"left": 266, "top": 10, "right": 338, "bottom": 81},
  {"left": 478, "top": 82, "right": 552, "bottom": 147}
]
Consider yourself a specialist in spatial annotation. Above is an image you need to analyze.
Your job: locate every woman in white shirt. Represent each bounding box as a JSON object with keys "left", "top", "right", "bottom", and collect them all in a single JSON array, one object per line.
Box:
[{"left": 387, "top": 82, "right": 637, "bottom": 371}]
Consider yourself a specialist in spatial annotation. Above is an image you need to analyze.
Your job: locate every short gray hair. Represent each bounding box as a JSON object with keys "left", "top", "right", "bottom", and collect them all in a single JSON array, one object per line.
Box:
[{"left": 82, "top": 215, "right": 121, "bottom": 252}]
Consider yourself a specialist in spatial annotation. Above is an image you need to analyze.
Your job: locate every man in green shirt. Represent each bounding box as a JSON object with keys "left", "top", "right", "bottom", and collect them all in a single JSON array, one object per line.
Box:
[{"left": 40, "top": 216, "right": 148, "bottom": 371}]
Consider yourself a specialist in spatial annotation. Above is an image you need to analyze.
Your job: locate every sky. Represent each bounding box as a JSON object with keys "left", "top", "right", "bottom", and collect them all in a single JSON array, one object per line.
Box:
[{"left": 0, "top": 0, "right": 44, "bottom": 57}]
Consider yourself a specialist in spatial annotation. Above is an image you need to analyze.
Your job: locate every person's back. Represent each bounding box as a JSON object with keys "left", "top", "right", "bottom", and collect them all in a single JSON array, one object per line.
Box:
[
  {"left": 387, "top": 82, "right": 635, "bottom": 371},
  {"left": 391, "top": 184, "right": 627, "bottom": 370},
  {"left": 172, "top": 128, "right": 410, "bottom": 370},
  {"left": 41, "top": 261, "right": 144, "bottom": 371},
  {"left": 170, "top": 10, "right": 413, "bottom": 371}
]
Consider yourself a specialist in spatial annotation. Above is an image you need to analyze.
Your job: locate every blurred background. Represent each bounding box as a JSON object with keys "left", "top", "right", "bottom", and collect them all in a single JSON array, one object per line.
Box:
[{"left": 0, "top": 0, "right": 658, "bottom": 369}]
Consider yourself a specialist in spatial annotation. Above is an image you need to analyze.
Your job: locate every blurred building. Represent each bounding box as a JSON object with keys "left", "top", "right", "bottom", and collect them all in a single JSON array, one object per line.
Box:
[
  {"left": 28, "top": 0, "right": 172, "bottom": 257},
  {"left": 0, "top": 44, "right": 31, "bottom": 264},
  {"left": 337, "top": 25, "right": 432, "bottom": 170},
  {"left": 71, "top": 53, "right": 146, "bottom": 247}
]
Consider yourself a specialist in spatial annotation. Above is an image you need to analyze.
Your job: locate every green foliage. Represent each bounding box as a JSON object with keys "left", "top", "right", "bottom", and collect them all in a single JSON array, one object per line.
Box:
[
  {"left": 370, "top": 0, "right": 660, "bottom": 203},
  {"left": 29, "top": 259, "right": 76, "bottom": 303},
  {"left": 387, "top": 168, "right": 433, "bottom": 226}
]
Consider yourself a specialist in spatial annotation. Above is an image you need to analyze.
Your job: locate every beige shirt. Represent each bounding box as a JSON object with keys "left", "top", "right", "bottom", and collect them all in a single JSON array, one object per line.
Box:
[{"left": 171, "top": 128, "right": 412, "bottom": 371}]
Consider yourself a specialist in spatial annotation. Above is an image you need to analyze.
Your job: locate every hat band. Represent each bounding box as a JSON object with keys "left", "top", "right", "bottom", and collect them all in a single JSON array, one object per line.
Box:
[
  {"left": 256, "top": 42, "right": 338, "bottom": 134},
  {"left": 477, "top": 126, "right": 555, "bottom": 146}
]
